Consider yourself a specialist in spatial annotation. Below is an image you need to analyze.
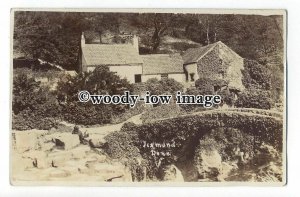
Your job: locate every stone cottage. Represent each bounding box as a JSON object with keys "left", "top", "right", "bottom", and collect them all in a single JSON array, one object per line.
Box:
[
  {"left": 78, "top": 33, "right": 245, "bottom": 91},
  {"left": 78, "top": 33, "right": 185, "bottom": 84},
  {"left": 183, "top": 41, "right": 245, "bottom": 91}
]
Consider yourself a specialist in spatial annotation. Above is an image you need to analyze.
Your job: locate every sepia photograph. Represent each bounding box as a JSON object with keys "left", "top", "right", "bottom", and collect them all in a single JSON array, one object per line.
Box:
[{"left": 10, "top": 9, "right": 286, "bottom": 186}]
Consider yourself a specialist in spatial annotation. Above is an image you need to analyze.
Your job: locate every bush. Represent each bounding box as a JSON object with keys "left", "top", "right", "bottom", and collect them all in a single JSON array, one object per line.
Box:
[
  {"left": 242, "top": 59, "right": 272, "bottom": 90},
  {"left": 111, "top": 102, "right": 146, "bottom": 124},
  {"left": 104, "top": 126, "right": 147, "bottom": 181},
  {"left": 235, "top": 88, "right": 274, "bottom": 109},
  {"left": 62, "top": 103, "right": 112, "bottom": 125},
  {"left": 104, "top": 129, "right": 141, "bottom": 161},
  {"left": 12, "top": 73, "right": 61, "bottom": 130},
  {"left": 141, "top": 103, "right": 181, "bottom": 123},
  {"left": 57, "top": 66, "right": 134, "bottom": 125},
  {"left": 133, "top": 78, "right": 184, "bottom": 96},
  {"left": 195, "top": 78, "right": 228, "bottom": 95},
  {"left": 195, "top": 127, "right": 255, "bottom": 162},
  {"left": 12, "top": 110, "right": 59, "bottom": 130}
]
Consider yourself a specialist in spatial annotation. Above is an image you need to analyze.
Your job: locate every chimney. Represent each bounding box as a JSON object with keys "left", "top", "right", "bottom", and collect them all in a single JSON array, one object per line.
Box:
[
  {"left": 132, "top": 35, "right": 139, "bottom": 53},
  {"left": 81, "top": 32, "right": 85, "bottom": 47}
]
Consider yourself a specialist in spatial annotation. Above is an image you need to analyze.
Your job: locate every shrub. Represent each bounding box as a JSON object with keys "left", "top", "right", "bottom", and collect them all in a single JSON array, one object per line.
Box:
[
  {"left": 12, "top": 110, "right": 59, "bottom": 130},
  {"left": 56, "top": 66, "right": 134, "bottom": 125},
  {"left": 133, "top": 78, "right": 184, "bottom": 96},
  {"left": 242, "top": 59, "right": 272, "bottom": 90},
  {"left": 235, "top": 88, "right": 274, "bottom": 109},
  {"left": 111, "top": 102, "right": 146, "bottom": 124},
  {"left": 104, "top": 127, "right": 146, "bottom": 181},
  {"left": 108, "top": 110, "right": 282, "bottom": 180},
  {"left": 12, "top": 73, "right": 61, "bottom": 130},
  {"left": 195, "top": 78, "right": 228, "bottom": 95},
  {"left": 62, "top": 103, "right": 112, "bottom": 125},
  {"left": 195, "top": 127, "right": 255, "bottom": 161},
  {"left": 104, "top": 129, "right": 141, "bottom": 160},
  {"left": 141, "top": 103, "right": 181, "bottom": 123}
]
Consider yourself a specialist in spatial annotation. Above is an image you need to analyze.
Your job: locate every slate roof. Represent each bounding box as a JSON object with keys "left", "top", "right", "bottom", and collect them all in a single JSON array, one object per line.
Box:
[
  {"left": 141, "top": 53, "right": 184, "bottom": 75},
  {"left": 182, "top": 42, "right": 219, "bottom": 64},
  {"left": 82, "top": 44, "right": 143, "bottom": 65}
]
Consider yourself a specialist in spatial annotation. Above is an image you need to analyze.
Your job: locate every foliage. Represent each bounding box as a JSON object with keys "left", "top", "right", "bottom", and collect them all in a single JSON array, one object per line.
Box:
[
  {"left": 235, "top": 88, "right": 274, "bottom": 109},
  {"left": 242, "top": 59, "right": 272, "bottom": 90},
  {"left": 169, "top": 42, "right": 200, "bottom": 53},
  {"left": 178, "top": 87, "right": 204, "bottom": 112},
  {"left": 61, "top": 103, "right": 112, "bottom": 125},
  {"left": 111, "top": 102, "right": 146, "bottom": 124},
  {"left": 12, "top": 73, "right": 61, "bottom": 130},
  {"left": 133, "top": 110, "right": 282, "bottom": 152},
  {"left": 12, "top": 73, "right": 41, "bottom": 114},
  {"left": 12, "top": 110, "right": 59, "bottom": 130},
  {"left": 104, "top": 129, "right": 141, "bottom": 161},
  {"left": 104, "top": 126, "right": 146, "bottom": 181},
  {"left": 108, "top": 110, "right": 282, "bottom": 179},
  {"left": 56, "top": 66, "right": 134, "bottom": 125},
  {"left": 14, "top": 12, "right": 90, "bottom": 70},
  {"left": 141, "top": 103, "right": 181, "bottom": 123},
  {"left": 193, "top": 78, "right": 235, "bottom": 107},
  {"left": 195, "top": 78, "right": 228, "bottom": 95},
  {"left": 14, "top": 12, "right": 283, "bottom": 72},
  {"left": 133, "top": 78, "right": 183, "bottom": 96},
  {"left": 195, "top": 127, "right": 255, "bottom": 162}
]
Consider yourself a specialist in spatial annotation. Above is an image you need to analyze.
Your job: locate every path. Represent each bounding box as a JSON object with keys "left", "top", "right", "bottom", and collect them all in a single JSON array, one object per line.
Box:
[{"left": 84, "top": 113, "right": 142, "bottom": 134}]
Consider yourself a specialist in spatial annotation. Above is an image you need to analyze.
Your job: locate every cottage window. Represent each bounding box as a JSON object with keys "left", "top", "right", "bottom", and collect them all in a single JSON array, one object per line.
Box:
[
  {"left": 190, "top": 73, "right": 195, "bottom": 82},
  {"left": 161, "top": 74, "right": 168, "bottom": 80},
  {"left": 134, "top": 74, "right": 142, "bottom": 83}
]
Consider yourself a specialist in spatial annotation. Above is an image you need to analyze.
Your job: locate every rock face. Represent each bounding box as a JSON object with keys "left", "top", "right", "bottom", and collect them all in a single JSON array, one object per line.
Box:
[
  {"left": 160, "top": 164, "right": 184, "bottom": 182},
  {"left": 11, "top": 130, "right": 133, "bottom": 183},
  {"left": 13, "top": 130, "right": 48, "bottom": 153},
  {"left": 85, "top": 134, "right": 107, "bottom": 148},
  {"left": 195, "top": 149, "right": 223, "bottom": 181}
]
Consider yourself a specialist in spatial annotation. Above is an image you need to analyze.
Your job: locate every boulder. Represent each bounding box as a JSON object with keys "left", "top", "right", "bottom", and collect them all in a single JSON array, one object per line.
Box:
[
  {"left": 22, "top": 150, "right": 48, "bottom": 169},
  {"left": 13, "top": 130, "right": 47, "bottom": 153},
  {"left": 160, "top": 164, "right": 184, "bottom": 182},
  {"left": 69, "top": 145, "right": 91, "bottom": 159},
  {"left": 195, "top": 149, "right": 223, "bottom": 180},
  {"left": 11, "top": 152, "right": 34, "bottom": 172},
  {"left": 92, "top": 162, "right": 132, "bottom": 182},
  {"left": 47, "top": 150, "right": 74, "bottom": 167},
  {"left": 44, "top": 133, "right": 80, "bottom": 150},
  {"left": 62, "top": 159, "right": 89, "bottom": 174},
  {"left": 86, "top": 134, "right": 107, "bottom": 148}
]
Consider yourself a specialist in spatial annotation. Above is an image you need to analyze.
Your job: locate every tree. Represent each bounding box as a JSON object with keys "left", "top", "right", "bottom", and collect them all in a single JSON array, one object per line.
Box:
[
  {"left": 89, "top": 13, "right": 120, "bottom": 43},
  {"left": 13, "top": 73, "right": 42, "bottom": 114},
  {"left": 235, "top": 88, "right": 274, "bottom": 109},
  {"left": 56, "top": 66, "right": 133, "bottom": 125},
  {"left": 132, "top": 13, "right": 176, "bottom": 52},
  {"left": 242, "top": 59, "right": 272, "bottom": 90},
  {"left": 12, "top": 73, "right": 61, "bottom": 130}
]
